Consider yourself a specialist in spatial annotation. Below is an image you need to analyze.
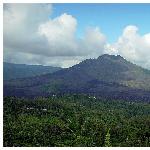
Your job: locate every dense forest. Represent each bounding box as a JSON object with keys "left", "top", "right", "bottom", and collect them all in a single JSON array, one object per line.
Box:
[{"left": 3, "top": 95, "right": 150, "bottom": 147}]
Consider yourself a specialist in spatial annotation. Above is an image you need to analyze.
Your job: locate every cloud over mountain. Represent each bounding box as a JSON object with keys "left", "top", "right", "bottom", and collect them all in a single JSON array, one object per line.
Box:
[
  {"left": 4, "top": 4, "right": 107, "bottom": 67},
  {"left": 105, "top": 25, "right": 150, "bottom": 69},
  {"left": 3, "top": 4, "right": 150, "bottom": 69}
]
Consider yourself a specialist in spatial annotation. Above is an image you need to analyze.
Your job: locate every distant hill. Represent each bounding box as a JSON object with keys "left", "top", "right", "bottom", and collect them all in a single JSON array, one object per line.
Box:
[
  {"left": 4, "top": 54, "right": 150, "bottom": 101},
  {"left": 3, "top": 62, "right": 62, "bottom": 80}
]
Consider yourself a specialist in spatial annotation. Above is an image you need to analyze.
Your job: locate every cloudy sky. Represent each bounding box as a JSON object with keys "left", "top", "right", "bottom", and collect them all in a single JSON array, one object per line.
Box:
[{"left": 3, "top": 3, "right": 150, "bottom": 69}]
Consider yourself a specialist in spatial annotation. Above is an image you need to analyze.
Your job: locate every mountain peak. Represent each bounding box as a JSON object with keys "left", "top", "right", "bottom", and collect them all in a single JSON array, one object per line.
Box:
[
  {"left": 4, "top": 53, "right": 150, "bottom": 101},
  {"left": 98, "top": 54, "right": 124, "bottom": 61}
]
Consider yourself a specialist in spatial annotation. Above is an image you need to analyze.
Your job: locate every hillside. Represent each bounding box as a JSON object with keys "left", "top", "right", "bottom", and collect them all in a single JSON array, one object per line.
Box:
[
  {"left": 4, "top": 54, "right": 150, "bottom": 101},
  {"left": 3, "top": 62, "right": 62, "bottom": 80}
]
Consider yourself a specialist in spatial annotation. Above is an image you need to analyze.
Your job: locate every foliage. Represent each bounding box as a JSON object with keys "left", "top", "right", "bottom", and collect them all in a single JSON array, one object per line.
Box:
[
  {"left": 3, "top": 95, "right": 150, "bottom": 147},
  {"left": 104, "top": 128, "right": 111, "bottom": 147}
]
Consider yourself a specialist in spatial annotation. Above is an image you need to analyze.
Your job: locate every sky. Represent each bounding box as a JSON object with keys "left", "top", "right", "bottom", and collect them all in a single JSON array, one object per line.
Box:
[
  {"left": 3, "top": 3, "right": 150, "bottom": 69},
  {"left": 52, "top": 4, "right": 150, "bottom": 43}
]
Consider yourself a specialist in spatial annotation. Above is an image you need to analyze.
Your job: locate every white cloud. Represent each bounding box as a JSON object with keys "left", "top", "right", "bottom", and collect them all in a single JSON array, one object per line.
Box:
[
  {"left": 4, "top": 3, "right": 52, "bottom": 54},
  {"left": 4, "top": 4, "right": 106, "bottom": 67},
  {"left": 82, "top": 27, "right": 106, "bottom": 57},
  {"left": 4, "top": 51, "right": 84, "bottom": 68},
  {"left": 38, "top": 14, "right": 106, "bottom": 57},
  {"left": 38, "top": 13, "right": 80, "bottom": 56},
  {"left": 105, "top": 25, "right": 150, "bottom": 69},
  {"left": 4, "top": 3, "right": 52, "bottom": 35}
]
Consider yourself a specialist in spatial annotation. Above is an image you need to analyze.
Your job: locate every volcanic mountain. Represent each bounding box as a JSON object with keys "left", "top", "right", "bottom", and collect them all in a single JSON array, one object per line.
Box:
[{"left": 4, "top": 54, "right": 150, "bottom": 101}]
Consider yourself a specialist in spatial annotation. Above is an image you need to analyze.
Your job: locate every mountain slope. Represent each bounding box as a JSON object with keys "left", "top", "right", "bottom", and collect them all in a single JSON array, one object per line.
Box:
[
  {"left": 3, "top": 62, "right": 62, "bottom": 80},
  {"left": 4, "top": 54, "right": 150, "bottom": 101}
]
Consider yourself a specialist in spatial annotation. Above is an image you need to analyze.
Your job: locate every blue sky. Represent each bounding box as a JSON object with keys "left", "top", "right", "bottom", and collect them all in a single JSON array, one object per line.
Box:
[{"left": 52, "top": 3, "right": 150, "bottom": 43}]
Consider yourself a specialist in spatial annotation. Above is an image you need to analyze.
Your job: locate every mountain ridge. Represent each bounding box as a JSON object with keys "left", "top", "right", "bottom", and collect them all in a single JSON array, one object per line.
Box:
[
  {"left": 3, "top": 62, "right": 62, "bottom": 80},
  {"left": 4, "top": 54, "right": 150, "bottom": 101}
]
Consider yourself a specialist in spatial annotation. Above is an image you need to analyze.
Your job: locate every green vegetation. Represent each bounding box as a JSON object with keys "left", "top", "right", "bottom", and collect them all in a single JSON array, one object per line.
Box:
[
  {"left": 104, "top": 128, "right": 111, "bottom": 147},
  {"left": 3, "top": 95, "right": 150, "bottom": 147}
]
